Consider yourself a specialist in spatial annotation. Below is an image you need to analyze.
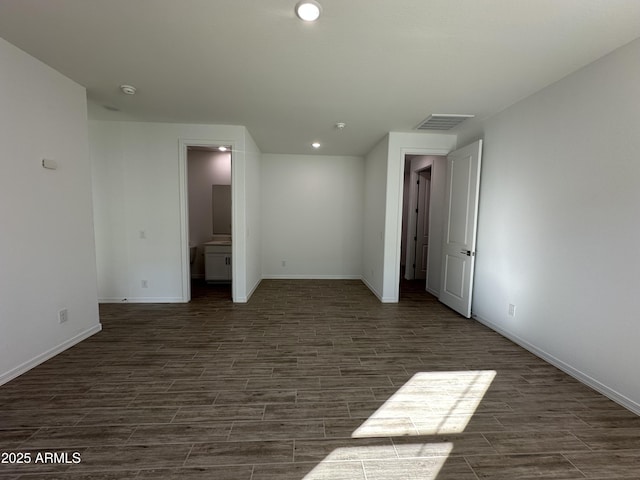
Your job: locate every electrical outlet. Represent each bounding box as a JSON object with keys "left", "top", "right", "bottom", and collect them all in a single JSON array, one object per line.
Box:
[
  {"left": 281, "top": 260, "right": 286, "bottom": 267},
  {"left": 58, "top": 308, "right": 68, "bottom": 324},
  {"left": 141, "top": 280, "right": 148, "bottom": 288},
  {"left": 508, "top": 304, "right": 516, "bottom": 317}
]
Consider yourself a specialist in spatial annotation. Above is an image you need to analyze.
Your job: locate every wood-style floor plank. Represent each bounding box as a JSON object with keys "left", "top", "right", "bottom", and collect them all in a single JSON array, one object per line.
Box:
[{"left": 1, "top": 279, "right": 638, "bottom": 479}]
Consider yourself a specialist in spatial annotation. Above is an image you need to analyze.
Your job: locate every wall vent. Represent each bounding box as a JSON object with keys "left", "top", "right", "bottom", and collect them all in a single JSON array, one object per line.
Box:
[{"left": 415, "top": 114, "right": 474, "bottom": 131}]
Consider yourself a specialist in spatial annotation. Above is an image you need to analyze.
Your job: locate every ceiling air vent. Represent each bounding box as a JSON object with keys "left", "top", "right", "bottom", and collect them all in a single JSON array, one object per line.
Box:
[{"left": 415, "top": 114, "right": 474, "bottom": 131}]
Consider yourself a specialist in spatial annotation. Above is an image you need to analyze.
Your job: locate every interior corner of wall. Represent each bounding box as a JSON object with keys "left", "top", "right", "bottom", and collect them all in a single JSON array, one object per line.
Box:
[{"left": 362, "top": 276, "right": 383, "bottom": 302}]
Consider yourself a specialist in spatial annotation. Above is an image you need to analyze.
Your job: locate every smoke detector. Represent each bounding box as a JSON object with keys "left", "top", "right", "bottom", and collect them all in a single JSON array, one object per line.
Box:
[{"left": 120, "top": 84, "right": 137, "bottom": 95}]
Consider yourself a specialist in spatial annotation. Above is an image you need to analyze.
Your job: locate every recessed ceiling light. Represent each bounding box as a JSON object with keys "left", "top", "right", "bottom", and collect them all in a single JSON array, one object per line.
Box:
[
  {"left": 120, "top": 84, "right": 137, "bottom": 95},
  {"left": 295, "top": 1, "right": 321, "bottom": 22},
  {"left": 218, "top": 146, "right": 228, "bottom": 152},
  {"left": 312, "top": 142, "right": 321, "bottom": 149}
]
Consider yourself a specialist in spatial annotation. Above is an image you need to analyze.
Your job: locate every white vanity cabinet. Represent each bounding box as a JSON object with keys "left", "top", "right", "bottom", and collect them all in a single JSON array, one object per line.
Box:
[{"left": 204, "top": 244, "right": 232, "bottom": 282}]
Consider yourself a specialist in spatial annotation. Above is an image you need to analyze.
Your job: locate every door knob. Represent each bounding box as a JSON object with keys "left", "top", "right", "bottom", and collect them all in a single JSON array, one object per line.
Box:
[{"left": 460, "top": 249, "right": 472, "bottom": 256}]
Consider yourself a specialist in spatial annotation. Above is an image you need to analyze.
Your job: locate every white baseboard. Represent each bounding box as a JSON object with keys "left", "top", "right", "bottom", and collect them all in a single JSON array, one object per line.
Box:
[
  {"left": 380, "top": 296, "right": 399, "bottom": 303},
  {"left": 99, "top": 297, "right": 185, "bottom": 303},
  {"left": 426, "top": 287, "right": 439, "bottom": 297},
  {"left": 235, "top": 278, "right": 262, "bottom": 303},
  {"left": 473, "top": 313, "right": 640, "bottom": 416},
  {"left": 0, "top": 324, "right": 102, "bottom": 387},
  {"left": 262, "top": 274, "right": 363, "bottom": 280},
  {"left": 361, "top": 277, "right": 383, "bottom": 301},
  {"left": 98, "top": 297, "right": 129, "bottom": 303},
  {"left": 360, "top": 277, "right": 396, "bottom": 303}
]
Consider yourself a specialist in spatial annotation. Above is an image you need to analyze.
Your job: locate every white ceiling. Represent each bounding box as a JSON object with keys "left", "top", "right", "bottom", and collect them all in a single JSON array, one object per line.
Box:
[{"left": 1, "top": 0, "right": 639, "bottom": 156}]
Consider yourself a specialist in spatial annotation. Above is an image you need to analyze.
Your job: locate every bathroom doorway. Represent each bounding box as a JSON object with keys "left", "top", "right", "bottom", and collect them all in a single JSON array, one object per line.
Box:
[{"left": 185, "top": 144, "right": 232, "bottom": 301}]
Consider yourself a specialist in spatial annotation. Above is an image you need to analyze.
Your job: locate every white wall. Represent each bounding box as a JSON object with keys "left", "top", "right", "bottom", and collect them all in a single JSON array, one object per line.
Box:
[
  {"left": 468, "top": 37, "right": 640, "bottom": 412},
  {"left": 261, "top": 154, "right": 364, "bottom": 279},
  {"left": 362, "top": 136, "right": 389, "bottom": 298},
  {"left": 187, "top": 150, "right": 231, "bottom": 278},
  {"left": 90, "top": 121, "right": 128, "bottom": 301},
  {"left": 0, "top": 37, "right": 101, "bottom": 384},
  {"left": 242, "top": 130, "right": 262, "bottom": 300},
  {"left": 89, "top": 121, "right": 258, "bottom": 303}
]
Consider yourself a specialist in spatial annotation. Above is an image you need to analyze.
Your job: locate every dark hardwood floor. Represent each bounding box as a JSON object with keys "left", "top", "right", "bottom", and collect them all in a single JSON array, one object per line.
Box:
[{"left": 1, "top": 279, "right": 639, "bottom": 479}]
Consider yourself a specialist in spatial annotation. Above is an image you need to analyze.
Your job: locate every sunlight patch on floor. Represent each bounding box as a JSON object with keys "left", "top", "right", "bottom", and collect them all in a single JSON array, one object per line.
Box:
[
  {"left": 352, "top": 370, "right": 496, "bottom": 437},
  {"left": 302, "top": 443, "right": 453, "bottom": 480},
  {"left": 302, "top": 371, "right": 493, "bottom": 479}
]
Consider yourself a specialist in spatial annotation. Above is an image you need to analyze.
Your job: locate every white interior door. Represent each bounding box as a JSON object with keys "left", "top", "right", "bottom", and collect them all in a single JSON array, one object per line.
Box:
[{"left": 439, "top": 140, "right": 482, "bottom": 317}]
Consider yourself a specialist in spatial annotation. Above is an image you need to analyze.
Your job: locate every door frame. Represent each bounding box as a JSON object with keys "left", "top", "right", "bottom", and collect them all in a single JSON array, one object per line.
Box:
[
  {"left": 178, "top": 138, "right": 237, "bottom": 302},
  {"left": 395, "top": 147, "right": 451, "bottom": 298}
]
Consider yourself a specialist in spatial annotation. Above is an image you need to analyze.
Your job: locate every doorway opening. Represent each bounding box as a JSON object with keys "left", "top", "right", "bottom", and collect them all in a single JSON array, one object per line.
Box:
[
  {"left": 400, "top": 154, "right": 446, "bottom": 297},
  {"left": 185, "top": 144, "right": 233, "bottom": 301},
  {"left": 414, "top": 168, "right": 431, "bottom": 281}
]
